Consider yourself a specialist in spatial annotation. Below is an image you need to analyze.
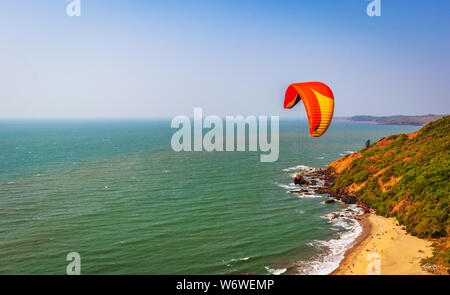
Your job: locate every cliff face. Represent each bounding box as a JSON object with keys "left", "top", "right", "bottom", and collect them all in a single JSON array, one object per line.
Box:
[{"left": 325, "top": 116, "right": 450, "bottom": 240}]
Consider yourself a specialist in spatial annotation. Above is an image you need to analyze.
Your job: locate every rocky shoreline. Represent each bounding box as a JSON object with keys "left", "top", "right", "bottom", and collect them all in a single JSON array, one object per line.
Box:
[
  {"left": 287, "top": 167, "right": 434, "bottom": 275},
  {"left": 284, "top": 166, "right": 368, "bottom": 274},
  {"left": 289, "top": 168, "right": 371, "bottom": 214}
]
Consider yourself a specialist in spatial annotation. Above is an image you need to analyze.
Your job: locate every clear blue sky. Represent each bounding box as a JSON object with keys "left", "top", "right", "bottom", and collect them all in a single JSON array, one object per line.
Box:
[{"left": 1, "top": 0, "right": 449, "bottom": 118}]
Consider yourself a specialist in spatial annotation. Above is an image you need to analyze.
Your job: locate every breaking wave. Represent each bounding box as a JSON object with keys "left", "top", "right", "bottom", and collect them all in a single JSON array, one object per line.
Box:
[
  {"left": 293, "top": 205, "right": 363, "bottom": 275},
  {"left": 265, "top": 266, "right": 287, "bottom": 275},
  {"left": 274, "top": 164, "right": 364, "bottom": 275},
  {"left": 282, "top": 165, "right": 313, "bottom": 172}
]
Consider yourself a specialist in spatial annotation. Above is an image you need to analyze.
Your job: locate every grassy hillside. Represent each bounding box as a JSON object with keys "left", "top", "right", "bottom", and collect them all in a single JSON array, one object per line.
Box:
[{"left": 326, "top": 116, "right": 449, "bottom": 272}]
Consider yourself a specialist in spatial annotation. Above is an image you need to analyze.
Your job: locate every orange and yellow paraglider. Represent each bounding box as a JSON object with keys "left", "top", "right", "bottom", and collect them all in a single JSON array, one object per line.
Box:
[{"left": 284, "top": 82, "right": 334, "bottom": 137}]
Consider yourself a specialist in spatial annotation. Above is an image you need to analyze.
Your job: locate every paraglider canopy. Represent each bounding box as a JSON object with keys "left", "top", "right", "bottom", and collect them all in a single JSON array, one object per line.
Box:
[{"left": 284, "top": 82, "right": 334, "bottom": 137}]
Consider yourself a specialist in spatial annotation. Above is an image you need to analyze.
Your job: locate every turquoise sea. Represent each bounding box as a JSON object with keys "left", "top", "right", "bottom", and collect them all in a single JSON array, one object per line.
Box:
[{"left": 0, "top": 119, "right": 420, "bottom": 274}]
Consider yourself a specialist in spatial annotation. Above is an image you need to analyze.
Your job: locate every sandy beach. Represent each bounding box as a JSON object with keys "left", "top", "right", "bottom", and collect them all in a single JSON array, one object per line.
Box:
[{"left": 332, "top": 213, "right": 433, "bottom": 275}]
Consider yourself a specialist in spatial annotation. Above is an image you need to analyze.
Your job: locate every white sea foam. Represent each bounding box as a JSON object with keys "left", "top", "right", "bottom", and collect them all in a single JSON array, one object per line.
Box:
[
  {"left": 277, "top": 166, "right": 325, "bottom": 196},
  {"left": 294, "top": 205, "right": 363, "bottom": 275},
  {"left": 311, "top": 178, "right": 325, "bottom": 187},
  {"left": 274, "top": 182, "right": 297, "bottom": 190},
  {"left": 225, "top": 256, "right": 251, "bottom": 267},
  {"left": 265, "top": 266, "right": 287, "bottom": 275},
  {"left": 295, "top": 194, "right": 323, "bottom": 199},
  {"left": 277, "top": 165, "right": 363, "bottom": 275},
  {"left": 282, "top": 165, "right": 313, "bottom": 172}
]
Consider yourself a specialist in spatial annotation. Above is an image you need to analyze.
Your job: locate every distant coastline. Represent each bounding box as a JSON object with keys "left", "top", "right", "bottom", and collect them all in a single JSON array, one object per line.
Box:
[{"left": 335, "top": 114, "right": 445, "bottom": 126}]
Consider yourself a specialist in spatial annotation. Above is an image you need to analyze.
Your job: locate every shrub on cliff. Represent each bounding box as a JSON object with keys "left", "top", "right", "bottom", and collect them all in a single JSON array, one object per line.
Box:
[{"left": 330, "top": 115, "right": 450, "bottom": 239}]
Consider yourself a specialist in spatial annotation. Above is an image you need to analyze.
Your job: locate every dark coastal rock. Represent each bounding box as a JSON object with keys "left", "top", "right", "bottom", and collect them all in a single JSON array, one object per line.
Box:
[
  {"left": 302, "top": 169, "right": 325, "bottom": 177},
  {"left": 292, "top": 168, "right": 371, "bottom": 211},
  {"left": 327, "top": 189, "right": 358, "bottom": 204},
  {"left": 313, "top": 188, "right": 329, "bottom": 194},
  {"left": 289, "top": 189, "right": 308, "bottom": 194},
  {"left": 340, "top": 195, "right": 357, "bottom": 204},
  {"left": 330, "top": 213, "right": 340, "bottom": 219},
  {"left": 308, "top": 179, "right": 318, "bottom": 186},
  {"left": 356, "top": 201, "right": 371, "bottom": 213},
  {"left": 320, "top": 162, "right": 377, "bottom": 216}
]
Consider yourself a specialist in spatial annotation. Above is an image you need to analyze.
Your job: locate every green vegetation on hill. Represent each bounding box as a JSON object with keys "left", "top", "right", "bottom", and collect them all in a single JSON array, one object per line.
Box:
[{"left": 330, "top": 116, "right": 450, "bottom": 239}]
